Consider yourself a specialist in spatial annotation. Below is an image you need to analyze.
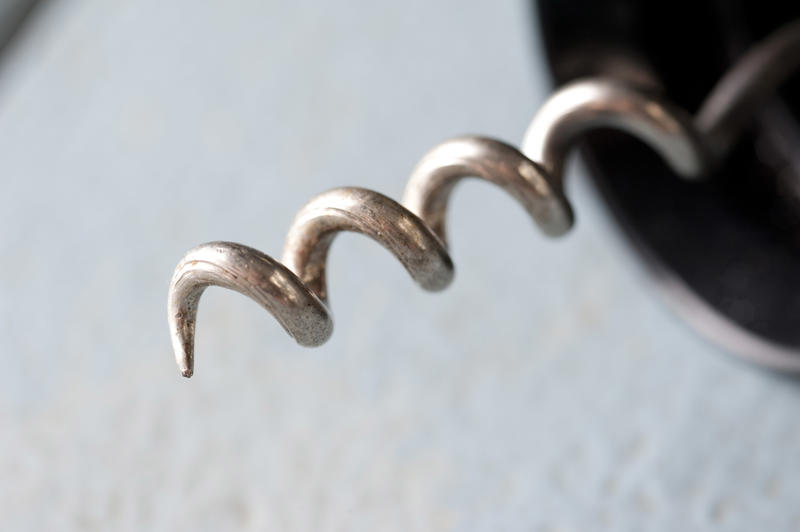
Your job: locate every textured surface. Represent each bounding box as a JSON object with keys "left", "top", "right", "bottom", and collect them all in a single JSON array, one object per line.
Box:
[{"left": 1, "top": 1, "right": 799, "bottom": 530}]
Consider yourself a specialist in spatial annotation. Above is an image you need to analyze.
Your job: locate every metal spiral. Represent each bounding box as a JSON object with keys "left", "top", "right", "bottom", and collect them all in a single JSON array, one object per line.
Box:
[{"left": 169, "top": 20, "right": 800, "bottom": 377}]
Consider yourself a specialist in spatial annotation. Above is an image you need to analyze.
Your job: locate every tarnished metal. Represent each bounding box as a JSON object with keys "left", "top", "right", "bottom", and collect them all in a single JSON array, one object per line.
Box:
[
  {"left": 520, "top": 79, "right": 710, "bottom": 188},
  {"left": 168, "top": 20, "right": 800, "bottom": 377},
  {"left": 281, "top": 187, "right": 454, "bottom": 303},
  {"left": 402, "top": 136, "right": 573, "bottom": 240},
  {"left": 168, "top": 242, "right": 332, "bottom": 377}
]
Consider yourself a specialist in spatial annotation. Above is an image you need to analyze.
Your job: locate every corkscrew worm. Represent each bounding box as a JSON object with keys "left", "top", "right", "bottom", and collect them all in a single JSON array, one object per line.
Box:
[
  {"left": 168, "top": 242, "right": 333, "bottom": 377},
  {"left": 168, "top": 21, "right": 800, "bottom": 377}
]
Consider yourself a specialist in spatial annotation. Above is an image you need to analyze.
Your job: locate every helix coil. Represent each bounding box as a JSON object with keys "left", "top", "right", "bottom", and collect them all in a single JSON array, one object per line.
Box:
[{"left": 169, "top": 20, "right": 800, "bottom": 377}]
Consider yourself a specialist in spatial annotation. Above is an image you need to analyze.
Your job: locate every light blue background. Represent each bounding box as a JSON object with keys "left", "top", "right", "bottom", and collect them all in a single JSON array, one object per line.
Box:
[{"left": 1, "top": 1, "right": 798, "bottom": 530}]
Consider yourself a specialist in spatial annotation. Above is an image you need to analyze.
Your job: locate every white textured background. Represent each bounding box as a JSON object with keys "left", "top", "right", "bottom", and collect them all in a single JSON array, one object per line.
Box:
[{"left": 1, "top": 1, "right": 799, "bottom": 530}]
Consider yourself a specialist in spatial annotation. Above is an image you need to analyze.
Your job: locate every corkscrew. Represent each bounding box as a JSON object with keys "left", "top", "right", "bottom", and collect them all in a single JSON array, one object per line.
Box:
[{"left": 168, "top": 20, "right": 800, "bottom": 377}]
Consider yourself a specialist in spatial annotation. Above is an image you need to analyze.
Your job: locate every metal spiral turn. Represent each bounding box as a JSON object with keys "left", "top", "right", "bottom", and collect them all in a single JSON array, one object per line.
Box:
[{"left": 169, "top": 20, "right": 800, "bottom": 377}]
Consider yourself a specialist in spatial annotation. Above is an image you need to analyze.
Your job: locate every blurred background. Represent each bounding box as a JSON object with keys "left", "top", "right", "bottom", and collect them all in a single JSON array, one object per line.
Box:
[{"left": 1, "top": 0, "right": 800, "bottom": 530}]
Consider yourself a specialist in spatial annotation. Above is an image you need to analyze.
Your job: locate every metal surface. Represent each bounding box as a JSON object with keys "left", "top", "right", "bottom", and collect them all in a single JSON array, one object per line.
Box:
[
  {"left": 536, "top": 1, "right": 800, "bottom": 369},
  {"left": 523, "top": 20, "right": 800, "bottom": 189},
  {"left": 168, "top": 20, "right": 800, "bottom": 376},
  {"left": 282, "top": 187, "right": 454, "bottom": 303},
  {"left": 521, "top": 79, "right": 709, "bottom": 187},
  {"left": 697, "top": 19, "right": 800, "bottom": 159},
  {"left": 168, "top": 242, "right": 333, "bottom": 377},
  {"left": 402, "top": 136, "right": 573, "bottom": 240}
]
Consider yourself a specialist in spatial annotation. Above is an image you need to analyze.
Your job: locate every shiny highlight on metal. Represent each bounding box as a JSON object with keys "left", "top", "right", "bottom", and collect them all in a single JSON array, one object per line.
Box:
[
  {"left": 521, "top": 79, "right": 710, "bottom": 188},
  {"left": 281, "top": 187, "right": 454, "bottom": 303},
  {"left": 402, "top": 136, "right": 574, "bottom": 240},
  {"left": 168, "top": 20, "right": 800, "bottom": 376},
  {"left": 168, "top": 242, "right": 332, "bottom": 377}
]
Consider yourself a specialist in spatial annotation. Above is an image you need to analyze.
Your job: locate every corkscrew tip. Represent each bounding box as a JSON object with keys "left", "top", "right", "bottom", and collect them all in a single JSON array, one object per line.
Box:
[
  {"left": 174, "top": 341, "right": 194, "bottom": 377},
  {"left": 168, "top": 241, "right": 336, "bottom": 378}
]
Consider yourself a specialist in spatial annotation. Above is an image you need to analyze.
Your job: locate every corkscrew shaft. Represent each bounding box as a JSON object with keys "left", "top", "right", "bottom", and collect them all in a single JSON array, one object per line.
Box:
[
  {"left": 168, "top": 21, "right": 800, "bottom": 377},
  {"left": 696, "top": 19, "right": 800, "bottom": 159}
]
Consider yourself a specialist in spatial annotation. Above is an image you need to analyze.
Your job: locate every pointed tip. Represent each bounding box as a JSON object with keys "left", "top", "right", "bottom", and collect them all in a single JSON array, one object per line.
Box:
[
  {"left": 175, "top": 348, "right": 194, "bottom": 378},
  {"left": 172, "top": 337, "right": 194, "bottom": 378}
]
